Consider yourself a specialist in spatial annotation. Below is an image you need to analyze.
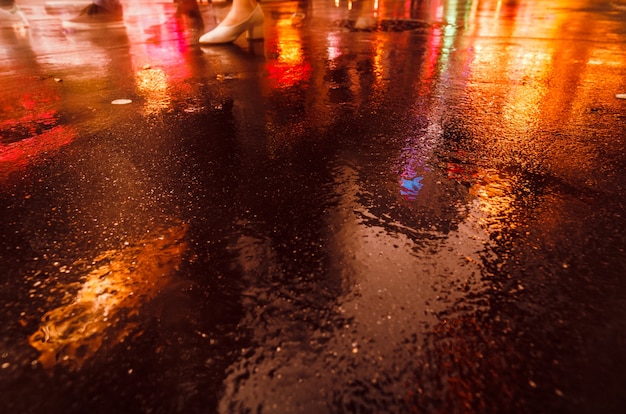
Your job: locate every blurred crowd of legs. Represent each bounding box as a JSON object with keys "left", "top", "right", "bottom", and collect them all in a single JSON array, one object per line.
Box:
[{"left": 0, "top": 0, "right": 265, "bottom": 44}]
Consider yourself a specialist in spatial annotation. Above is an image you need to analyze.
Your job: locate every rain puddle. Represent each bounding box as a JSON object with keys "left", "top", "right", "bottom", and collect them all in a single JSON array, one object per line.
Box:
[{"left": 215, "top": 149, "right": 523, "bottom": 411}]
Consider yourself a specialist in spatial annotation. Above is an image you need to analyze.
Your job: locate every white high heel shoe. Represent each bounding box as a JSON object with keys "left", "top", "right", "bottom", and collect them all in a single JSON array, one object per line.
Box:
[{"left": 199, "top": 5, "right": 264, "bottom": 44}]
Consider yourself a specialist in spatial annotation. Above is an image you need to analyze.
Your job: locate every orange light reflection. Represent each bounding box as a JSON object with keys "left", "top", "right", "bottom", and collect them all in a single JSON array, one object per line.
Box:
[
  {"left": 136, "top": 67, "right": 171, "bottom": 116},
  {"left": 29, "top": 224, "right": 188, "bottom": 370},
  {"left": 267, "top": 19, "right": 311, "bottom": 89}
]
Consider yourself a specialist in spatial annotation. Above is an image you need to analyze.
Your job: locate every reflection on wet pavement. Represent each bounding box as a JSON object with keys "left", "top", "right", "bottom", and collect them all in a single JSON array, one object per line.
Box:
[
  {"left": 136, "top": 66, "right": 171, "bottom": 116},
  {"left": 1, "top": 0, "right": 626, "bottom": 413},
  {"left": 29, "top": 224, "right": 187, "bottom": 370},
  {"left": 0, "top": 124, "right": 76, "bottom": 183}
]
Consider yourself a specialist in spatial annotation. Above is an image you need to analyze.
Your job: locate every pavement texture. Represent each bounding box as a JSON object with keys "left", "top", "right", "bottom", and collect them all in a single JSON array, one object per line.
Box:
[{"left": 1, "top": 0, "right": 626, "bottom": 413}]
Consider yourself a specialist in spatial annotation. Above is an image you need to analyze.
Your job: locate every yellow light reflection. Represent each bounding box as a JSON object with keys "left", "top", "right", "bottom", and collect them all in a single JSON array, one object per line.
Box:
[
  {"left": 462, "top": 0, "right": 622, "bottom": 178},
  {"left": 136, "top": 67, "right": 171, "bottom": 116},
  {"left": 372, "top": 39, "right": 385, "bottom": 84},
  {"left": 29, "top": 224, "right": 188, "bottom": 369},
  {"left": 276, "top": 21, "right": 302, "bottom": 65},
  {"left": 267, "top": 18, "right": 311, "bottom": 89},
  {"left": 468, "top": 169, "right": 515, "bottom": 232}
]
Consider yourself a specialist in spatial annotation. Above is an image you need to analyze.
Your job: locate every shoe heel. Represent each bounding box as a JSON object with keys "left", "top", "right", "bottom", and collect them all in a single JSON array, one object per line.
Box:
[{"left": 246, "top": 24, "right": 264, "bottom": 40}]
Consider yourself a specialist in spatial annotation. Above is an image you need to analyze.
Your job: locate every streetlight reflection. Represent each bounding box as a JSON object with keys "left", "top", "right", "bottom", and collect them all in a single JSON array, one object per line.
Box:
[{"left": 29, "top": 224, "right": 188, "bottom": 370}]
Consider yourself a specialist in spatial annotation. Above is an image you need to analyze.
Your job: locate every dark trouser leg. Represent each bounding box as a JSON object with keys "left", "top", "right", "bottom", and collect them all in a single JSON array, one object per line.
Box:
[
  {"left": 93, "top": 0, "right": 123, "bottom": 14},
  {"left": 0, "top": 0, "right": 16, "bottom": 9}
]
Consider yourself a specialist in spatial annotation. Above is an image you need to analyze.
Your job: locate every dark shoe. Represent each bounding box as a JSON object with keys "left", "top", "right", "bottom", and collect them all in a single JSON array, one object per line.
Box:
[
  {"left": 62, "top": 4, "right": 124, "bottom": 30},
  {"left": 175, "top": 0, "right": 201, "bottom": 18},
  {"left": 175, "top": 0, "right": 204, "bottom": 31}
]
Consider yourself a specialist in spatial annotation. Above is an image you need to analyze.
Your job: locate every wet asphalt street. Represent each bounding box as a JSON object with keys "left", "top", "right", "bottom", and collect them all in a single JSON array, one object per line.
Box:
[{"left": 2, "top": 0, "right": 626, "bottom": 413}]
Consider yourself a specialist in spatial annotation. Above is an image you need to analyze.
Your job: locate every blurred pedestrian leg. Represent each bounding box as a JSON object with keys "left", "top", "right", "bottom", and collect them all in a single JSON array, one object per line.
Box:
[
  {"left": 0, "top": 0, "right": 29, "bottom": 27},
  {"left": 176, "top": 0, "right": 202, "bottom": 18},
  {"left": 62, "top": 0, "right": 124, "bottom": 30},
  {"left": 175, "top": 0, "right": 204, "bottom": 29}
]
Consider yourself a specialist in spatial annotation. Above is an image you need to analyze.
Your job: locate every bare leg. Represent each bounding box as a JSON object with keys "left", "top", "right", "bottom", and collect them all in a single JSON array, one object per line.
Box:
[{"left": 220, "top": 0, "right": 258, "bottom": 26}]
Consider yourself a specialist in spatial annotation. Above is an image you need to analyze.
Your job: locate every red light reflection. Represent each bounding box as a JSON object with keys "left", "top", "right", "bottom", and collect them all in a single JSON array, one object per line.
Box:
[
  {"left": 1, "top": 87, "right": 75, "bottom": 183},
  {"left": 0, "top": 125, "right": 77, "bottom": 182},
  {"left": 266, "top": 20, "right": 312, "bottom": 89}
]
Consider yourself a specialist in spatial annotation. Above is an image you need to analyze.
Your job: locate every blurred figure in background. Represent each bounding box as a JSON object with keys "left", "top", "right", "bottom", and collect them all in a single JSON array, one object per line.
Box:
[
  {"left": 0, "top": 0, "right": 28, "bottom": 26},
  {"left": 62, "top": 0, "right": 124, "bottom": 29},
  {"left": 62, "top": 0, "right": 203, "bottom": 30},
  {"left": 176, "top": 0, "right": 203, "bottom": 19},
  {"left": 175, "top": 0, "right": 204, "bottom": 30}
]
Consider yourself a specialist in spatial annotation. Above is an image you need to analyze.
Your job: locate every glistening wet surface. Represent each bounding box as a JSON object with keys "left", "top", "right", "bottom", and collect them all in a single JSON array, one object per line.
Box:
[{"left": 1, "top": 0, "right": 626, "bottom": 413}]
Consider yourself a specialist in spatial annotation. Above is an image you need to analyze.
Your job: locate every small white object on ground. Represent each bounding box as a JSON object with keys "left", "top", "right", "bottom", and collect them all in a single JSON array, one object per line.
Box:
[{"left": 111, "top": 99, "right": 132, "bottom": 105}]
